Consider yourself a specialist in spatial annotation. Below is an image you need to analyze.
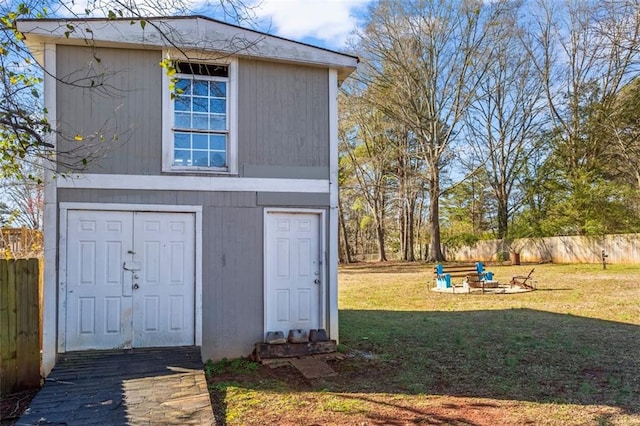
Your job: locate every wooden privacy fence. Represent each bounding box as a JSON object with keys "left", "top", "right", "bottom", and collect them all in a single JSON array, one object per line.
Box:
[
  {"left": 450, "top": 233, "right": 640, "bottom": 264},
  {"left": 0, "top": 258, "right": 41, "bottom": 395}
]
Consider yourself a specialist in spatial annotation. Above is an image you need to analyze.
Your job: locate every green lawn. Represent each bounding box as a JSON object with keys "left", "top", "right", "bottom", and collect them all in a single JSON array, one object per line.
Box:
[{"left": 207, "top": 262, "right": 640, "bottom": 425}]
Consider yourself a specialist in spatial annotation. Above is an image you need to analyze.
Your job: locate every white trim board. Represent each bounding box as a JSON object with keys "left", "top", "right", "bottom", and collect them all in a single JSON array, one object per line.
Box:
[
  {"left": 327, "top": 69, "right": 340, "bottom": 343},
  {"left": 56, "top": 174, "right": 330, "bottom": 193},
  {"left": 161, "top": 54, "right": 239, "bottom": 175},
  {"left": 42, "top": 43, "right": 58, "bottom": 377},
  {"left": 57, "top": 203, "right": 204, "bottom": 353}
]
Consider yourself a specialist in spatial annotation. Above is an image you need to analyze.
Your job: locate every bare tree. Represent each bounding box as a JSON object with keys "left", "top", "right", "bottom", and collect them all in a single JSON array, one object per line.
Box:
[
  {"left": 339, "top": 87, "right": 393, "bottom": 262},
  {"left": 393, "top": 127, "right": 422, "bottom": 261},
  {"left": 355, "top": 0, "right": 504, "bottom": 262},
  {"left": 522, "top": 0, "right": 640, "bottom": 234},
  {"left": 462, "top": 3, "right": 546, "bottom": 241},
  {"left": 527, "top": 0, "right": 640, "bottom": 175},
  {"left": 605, "top": 77, "right": 640, "bottom": 190},
  {"left": 1, "top": 160, "right": 43, "bottom": 229}
]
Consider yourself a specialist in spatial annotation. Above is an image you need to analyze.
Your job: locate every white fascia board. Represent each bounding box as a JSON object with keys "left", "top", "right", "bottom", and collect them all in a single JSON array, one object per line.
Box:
[
  {"left": 17, "top": 18, "right": 358, "bottom": 78},
  {"left": 56, "top": 173, "right": 330, "bottom": 193}
]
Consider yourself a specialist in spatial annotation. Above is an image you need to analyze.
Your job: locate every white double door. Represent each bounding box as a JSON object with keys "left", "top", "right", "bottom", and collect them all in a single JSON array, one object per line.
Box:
[
  {"left": 265, "top": 212, "right": 323, "bottom": 337},
  {"left": 65, "top": 210, "right": 195, "bottom": 351}
]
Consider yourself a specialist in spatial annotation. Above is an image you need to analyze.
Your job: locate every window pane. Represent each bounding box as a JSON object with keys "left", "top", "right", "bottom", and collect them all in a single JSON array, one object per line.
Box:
[
  {"left": 169, "top": 72, "right": 231, "bottom": 170},
  {"left": 209, "top": 115, "right": 226, "bottom": 131},
  {"left": 175, "top": 79, "right": 191, "bottom": 95},
  {"left": 210, "top": 134, "right": 226, "bottom": 151},
  {"left": 175, "top": 112, "right": 191, "bottom": 128},
  {"left": 193, "top": 134, "right": 208, "bottom": 149},
  {"left": 209, "top": 99, "right": 225, "bottom": 114},
  {"left": 193, "top": 97, "right": 208, "bottom": 112},
  {"left": 175, "top": 96, "right": 190, "bottom": 112},
  {"left": 210, "top": 81, "right": 226, "bottom": 97},
  {"left": 174, "top": 132, "right": 190, "bottom": 149},
  {"left": 192, "top": 151, "right": 209, "bottom": 167},
  {"left": 192, "top": 114, "right": 209, "bottom": 130},
  {"left": 193, "top": 81, "right": 208, "bottom": 96},
  {"left": 210, "top": 152, "right": 226, "bottom": 168},
  {"left": 174, "top": 149, "right": 191, "bottom": 166}
]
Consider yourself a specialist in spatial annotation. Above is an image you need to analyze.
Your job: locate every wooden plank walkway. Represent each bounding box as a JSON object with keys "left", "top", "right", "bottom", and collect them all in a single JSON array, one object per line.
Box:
[{"left": 17, "top": 346, "right": 214, "bottom": 425}]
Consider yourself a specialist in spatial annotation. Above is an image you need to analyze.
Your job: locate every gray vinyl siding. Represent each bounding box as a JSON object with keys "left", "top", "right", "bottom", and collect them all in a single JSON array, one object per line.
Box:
[
  {"left": 55, "top": 48, "right": 330, "bottom": 180},
  {"left": 238, "top": 59, "right": 330, "bottom": 176},
  {"left": 57, "top": 188, "right": 329, "bottom": 360},
  {"left": 57, "top": 189, "right": 258, "bottom": 207},
  {"left": 56, "top": 45, "right": 162, "bottom": 175},
  {"left": 203, "top": 206, "right": 264, "bottom": 358},
  {"left": 242, "top": 165, "right": 327, "bottom": 179},
  {"left": 256, "top": 192, "right": 330, "bottom": 206}
]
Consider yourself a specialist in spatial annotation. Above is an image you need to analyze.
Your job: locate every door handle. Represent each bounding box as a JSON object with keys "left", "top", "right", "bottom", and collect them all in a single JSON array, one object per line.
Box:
[
  {"left": 133, "top": 283, "right": 140, "bottom": 290},
  {"left": 314, "top": 279, "right": 320, "bottom": 284}
]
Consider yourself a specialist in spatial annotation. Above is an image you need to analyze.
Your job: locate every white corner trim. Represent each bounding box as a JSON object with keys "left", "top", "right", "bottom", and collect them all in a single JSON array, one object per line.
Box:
[
  {"left": 193, "top": 207, "right": 204, "bottom": 347},
  {"left": 57, "top": 203, "right": 204, "bottom": 350},
  {"left": 42, "top": 43, "right": 58, "bottom": 377},
  {"left": 56, "top": 174, "right": 330, "bottom": 193},
  {"left": 328, "top": 69, "right": 339, "bottom": 343}
]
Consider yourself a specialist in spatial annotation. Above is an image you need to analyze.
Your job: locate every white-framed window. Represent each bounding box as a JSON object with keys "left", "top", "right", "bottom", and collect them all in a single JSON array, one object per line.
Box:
[{"left": 162, "top": 56, "right": 238, "bottom": 174}]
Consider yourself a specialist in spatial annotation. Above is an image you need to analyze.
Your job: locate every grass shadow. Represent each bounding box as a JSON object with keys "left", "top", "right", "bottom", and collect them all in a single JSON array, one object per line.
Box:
[
  {"left": 336, "top": 392, "right": 485, "bottom": 425},
  {"left": 208, "top": 382, "right": 228, "bottom": 425},
  {"left": 328, "top": 308, "right": 640, "bottom": 414},
  {"left": 339, "top": 261, "right": 432, "bottom": 274},
  {"left": 529, "top": 288, "right": 573, "bottom": 291}
]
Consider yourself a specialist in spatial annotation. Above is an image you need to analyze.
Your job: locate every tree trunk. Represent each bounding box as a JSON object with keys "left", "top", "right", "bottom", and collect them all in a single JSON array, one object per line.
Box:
[
  {"left": 400, "top": 199, "right": 409, "bottom": 261},
  {"left": 375, "top": 218, "right": 387, "bottom": 262},
  {"left": 406, "top": 196, "right": 416, "bottom": 261},
  {"left": 398, "top": 169, "right": 417, "bottom": 261},
  {"left": 427, "top": 175, "right": 445, "bottom": 262},
  {"left": 416, "top": 194, "right": 426, "bottom": 261},
  {"left": 496, "top": 192, "right": 509, "bottom": 240},
  {"left": 338, "top": 196, "right": 353, "bottom": 264}
]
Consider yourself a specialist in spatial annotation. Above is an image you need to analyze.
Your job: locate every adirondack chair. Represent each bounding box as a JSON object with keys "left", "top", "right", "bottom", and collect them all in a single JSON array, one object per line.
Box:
[{"left": 510, "top": 268, "right": 535, "bottom": 289}]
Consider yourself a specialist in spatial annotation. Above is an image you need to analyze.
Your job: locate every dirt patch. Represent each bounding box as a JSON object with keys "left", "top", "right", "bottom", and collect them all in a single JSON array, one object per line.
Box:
[
  {"left": 0, "top": 389, "right": 39, "bottom": 426},
  {"left": 207, "top": 357, "right": 501, "bottom": 424},
  {"left": 206, "top": 343, "right": 640, "bottom": 426}
]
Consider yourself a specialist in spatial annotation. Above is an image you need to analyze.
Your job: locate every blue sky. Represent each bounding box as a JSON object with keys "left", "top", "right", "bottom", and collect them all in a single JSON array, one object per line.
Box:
[{"left": 248, "top": 0, "right": 371, "bottom": 50}]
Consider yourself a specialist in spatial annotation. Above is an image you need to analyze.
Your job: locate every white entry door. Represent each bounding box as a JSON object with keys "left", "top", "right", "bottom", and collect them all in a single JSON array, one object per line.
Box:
[
  {"left": 65, "top": 210, "right": 195, "bottom": 351},
  {"left": 265, "top": 212, "right": 323, "bottom": 337}
]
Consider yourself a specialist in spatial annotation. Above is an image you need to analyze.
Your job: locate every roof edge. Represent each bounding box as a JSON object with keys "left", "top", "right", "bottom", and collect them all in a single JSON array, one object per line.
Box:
[{"left": 17, "top": 15, "right": 359, "bottom": 63}]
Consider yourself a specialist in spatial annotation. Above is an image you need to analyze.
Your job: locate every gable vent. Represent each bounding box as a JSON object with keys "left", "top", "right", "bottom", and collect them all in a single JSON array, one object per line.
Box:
[{"left": 175, "top": 61, "right": 229, "bottom": 77}]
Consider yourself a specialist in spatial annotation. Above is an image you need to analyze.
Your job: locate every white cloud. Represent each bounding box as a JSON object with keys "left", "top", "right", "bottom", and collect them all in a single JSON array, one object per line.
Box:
[{"left": 252, "top": 0, "right": 370, "bottom": 48}]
